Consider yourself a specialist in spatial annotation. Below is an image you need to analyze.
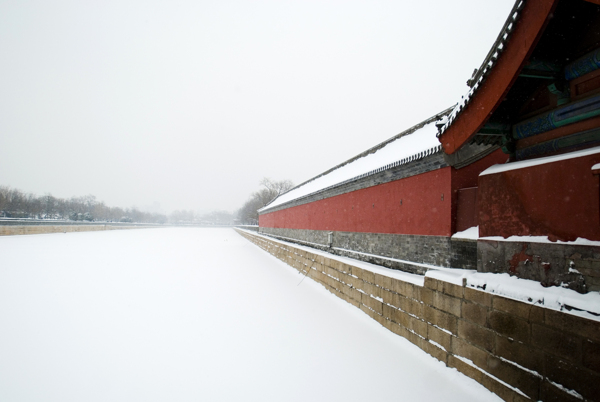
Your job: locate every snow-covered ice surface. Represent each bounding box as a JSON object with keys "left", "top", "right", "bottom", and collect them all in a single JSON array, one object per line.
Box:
[
  {"left": 262, "top": 120, "right": 441, "bottom": 211},
  {"left": 0, "top": 228, "right": 501, "bottom": 402}
]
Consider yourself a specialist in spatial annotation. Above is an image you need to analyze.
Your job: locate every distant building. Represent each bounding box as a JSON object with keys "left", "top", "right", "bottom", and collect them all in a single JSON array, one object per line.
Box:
[{"left": 259, "top": 0, "right": 600, "bottom": 293}]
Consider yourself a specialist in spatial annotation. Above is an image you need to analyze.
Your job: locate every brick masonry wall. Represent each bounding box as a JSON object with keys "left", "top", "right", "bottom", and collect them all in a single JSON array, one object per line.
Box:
[
  {"left": 479, "top": 239, "right": 600, "bottom": 293},
  {"left": 259, "top": 227, "right": 477, "bottom": 271},
  {"left": 237, "top": 229, "right": 600, "bottom": 402}
]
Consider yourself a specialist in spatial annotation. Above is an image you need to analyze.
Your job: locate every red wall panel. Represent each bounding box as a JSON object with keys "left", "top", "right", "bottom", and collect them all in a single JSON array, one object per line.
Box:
[
  {"left": 455, "top": 187, "right": 479, "bottom": 232},
  {"left": 260, "top": 167, "right": 453, "bottom": 236},
  {"left": 478, "top": 152, "right": 600, "bottom": 241},
  {"left": 450, "top": 149, "right": 510, "bottom": 233}
]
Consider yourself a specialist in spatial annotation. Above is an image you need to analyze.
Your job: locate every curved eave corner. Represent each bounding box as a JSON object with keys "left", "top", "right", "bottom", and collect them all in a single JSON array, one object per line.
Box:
[{"left": 437, "top": 0, "right": 558, "bottom": 155}]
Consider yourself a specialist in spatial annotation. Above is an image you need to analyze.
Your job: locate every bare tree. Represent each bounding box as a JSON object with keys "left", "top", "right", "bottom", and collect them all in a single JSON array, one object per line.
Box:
[
  {"left": 237, "top": 178, "right": 294, "bottom": 224},
  {"left": 259, "top": 178, "right": 294, "bottom": 203}
]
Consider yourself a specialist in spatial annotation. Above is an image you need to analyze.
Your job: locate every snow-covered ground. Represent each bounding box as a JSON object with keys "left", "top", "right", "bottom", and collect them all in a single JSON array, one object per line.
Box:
[{"left": 0, "top": 228, "right": 501, "bottom": 402}]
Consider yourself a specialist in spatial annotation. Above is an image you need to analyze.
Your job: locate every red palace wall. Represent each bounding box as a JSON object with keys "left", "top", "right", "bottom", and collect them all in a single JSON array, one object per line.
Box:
[
  {"left": 260, "top": 150, "right": 509, "bottom": 237},
  {"left": 478, "top": 152, "right": 600, "bottom": 241},
  {"left": 260, "top": 168, "right": 453, "bottom": 236}
]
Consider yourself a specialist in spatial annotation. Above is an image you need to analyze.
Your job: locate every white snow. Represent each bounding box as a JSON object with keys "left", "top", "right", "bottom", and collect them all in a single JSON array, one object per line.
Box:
[
  {"left": 548, "top": 379, "right": 584, "bottom": 400},
  {"left": 262, "top": 120, "right": 442, "bottom": 210},
  {"left": 453, "top": 356, "right": 530, "bottom": 399},
  {"left": 0, "top": 228, "right": 502, "bottom": 402},
  {"left": 481, "top": 234, "right": 600, "bottom": 247},
  {"left": 592, "top": 163, "right": 600, "bottom": 170},
  {"left": 466, "top": 273, "right": 600, "bottom": 321},
  {"left": 452, "top": 226, "right": 479, "bottom": 240},
  {"left": 426, "top": 269, "right": 472, "bottom": 286},
  {"left": 480, "top": 145, "right": 600, "bottom": 176}
]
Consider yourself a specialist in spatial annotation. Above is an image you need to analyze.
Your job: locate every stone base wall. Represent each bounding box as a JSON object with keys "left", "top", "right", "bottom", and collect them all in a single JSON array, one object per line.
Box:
[
  {"left": 259, "top": 227, "right": 477, "bottom": 271},
  {"left": 451, "top": 237, "right": 478, "bottom": 270},
  {"left": 478, "top": 239, "right": 600, "bottom": 293},
  {"left": 237, "top": 229, "right": 600, "bottom": 402},
  {"left": 234, "top": 225, "right": 259, "bottom": 232},
  {"left": 0, "top": 224, "right": 152, "bottom": 236}
]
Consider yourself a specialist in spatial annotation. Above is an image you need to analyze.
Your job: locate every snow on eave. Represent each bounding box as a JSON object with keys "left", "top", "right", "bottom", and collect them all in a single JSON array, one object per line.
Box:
[
  {"left": 259, "top": 108, "right": 453, "bottom": 213},
  {"left": 480, "top": 146, "right": 600, "bottom": 176},
  {"left": 437, "top": 0, "right": 526, "bottom": 138}
]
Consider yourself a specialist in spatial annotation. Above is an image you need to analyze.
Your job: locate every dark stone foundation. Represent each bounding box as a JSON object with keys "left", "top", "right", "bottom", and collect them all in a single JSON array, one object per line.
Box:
[
  {"left": 477, "top": 239, "right": 600, "bottom": 293},
  {"left": 259, "top": 227, "right": 478, "bottom": 274}
]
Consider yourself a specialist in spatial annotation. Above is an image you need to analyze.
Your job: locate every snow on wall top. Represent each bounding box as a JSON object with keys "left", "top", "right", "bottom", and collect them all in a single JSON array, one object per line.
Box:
[
  {"left": 480, "top": 145, "right": 600, "bottom": 176},
  {"left": 260, "top": 110, "right": 451, "bottom": 213},
  {"left": 437, "top": 0, "right": 525, "bottom": 138}
]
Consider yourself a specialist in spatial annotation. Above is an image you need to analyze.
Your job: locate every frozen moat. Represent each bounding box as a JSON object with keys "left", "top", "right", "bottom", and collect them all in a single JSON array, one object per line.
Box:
[{"left": 0, "top": 228, "right": 501, "bottom": 401}]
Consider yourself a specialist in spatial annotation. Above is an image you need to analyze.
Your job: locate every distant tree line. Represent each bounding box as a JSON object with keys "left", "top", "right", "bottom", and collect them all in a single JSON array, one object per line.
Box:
[
  {"left": 169, "top": 209, "right": 234, "bottom": 225},
  {"left": 0, "top": 186, "right": 167, "bottom": 223},
  {"left": 0, "top": 185, "right": 237, "bottom": 225},
  {"left": 237, "top": 178, "right": 294, "bottom": 225},
  {"left": 0, "top": 181, "right": 294, "bottom": 226}
]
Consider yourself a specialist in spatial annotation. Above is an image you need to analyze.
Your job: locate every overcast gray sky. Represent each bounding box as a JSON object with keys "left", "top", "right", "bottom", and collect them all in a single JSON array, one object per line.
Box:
[{"left": 0, "top": 0, "right": 515, "bottom": 214}]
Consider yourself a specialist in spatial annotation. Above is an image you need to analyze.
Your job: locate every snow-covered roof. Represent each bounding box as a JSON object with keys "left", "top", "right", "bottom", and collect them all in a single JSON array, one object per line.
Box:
[
  {"left": 437, "top": 0, "right": 525, "bottom": 138},
  {"left": 260, "top": 109, "right": 452, "bottom": 213}
]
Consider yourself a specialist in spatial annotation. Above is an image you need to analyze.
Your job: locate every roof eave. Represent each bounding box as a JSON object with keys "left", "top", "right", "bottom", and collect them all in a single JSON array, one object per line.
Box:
[{"left": 438, "top": 0, "right": 558, "bottom": 155}]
